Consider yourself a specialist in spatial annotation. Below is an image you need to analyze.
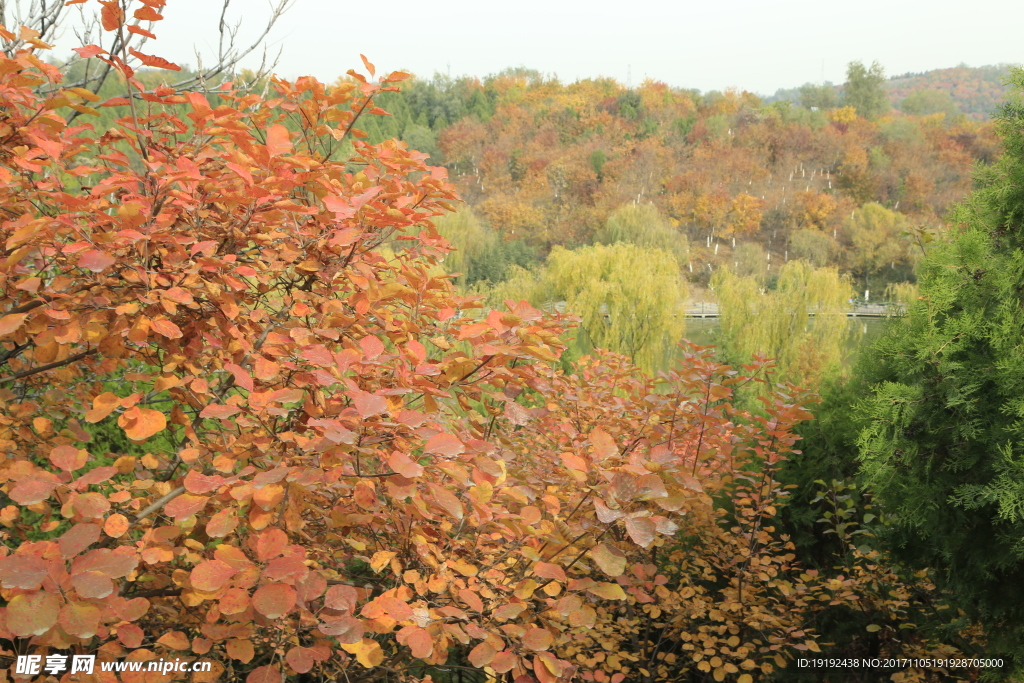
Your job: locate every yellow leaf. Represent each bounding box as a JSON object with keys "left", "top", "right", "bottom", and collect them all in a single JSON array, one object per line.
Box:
[
  {"left": 369, "top": 551, "right": 396, "bottom": 573},
  {"left": 587, "top": 582, "right": 627, "bottom": 600},
  {"left": 341, "top": 638, "right": 384, "bottom": 668},
  {"left": 805, "top": 640, "right": 821, "bottom": 653}
]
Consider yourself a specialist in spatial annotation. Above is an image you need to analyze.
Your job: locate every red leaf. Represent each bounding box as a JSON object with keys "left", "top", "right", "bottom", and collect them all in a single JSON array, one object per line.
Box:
[
  {"left": 77, "top": 248, "right": 116, "bottom": 272},
  {"left": 348, "top": 390, "right": 387, "bottom": 417},
  {"left": 151, "top": 318, "right": 183, "bottom": 338},
  {"left": 359, "top": 335, "right": 385, "bottom": 359},
  {"left": 0, "top": 555, "right": 49, "bottom": 589},
  {"left": 199, "top": 403, "right": 241, "bottom": 419},
  {"left": 286, "top": 647, "right": 316, "bottom": 674},
  {"left": 360, "top": 54, "right": 375, "bottom": 77},
  {"left": 71, "top": 570, "right": 114, "bottom": 599},
  {"left": 117, "top": 622, "right": 145, "bottom": 648},
  {"left": 59, "top": 522, "right": 101, "bottom": 558},
  {"left": 59, "top": 601, "right": 102, "bottom": 638},
  {"left": 252, "top": 582, "right": 297, "bottom": 619},
  {"left": 625, "top": 516, "right": 656, "bottom": 548},
  {"left": 387, "top": 451, "right": 423, "bottom": 478},
  {"left": 492, "top": 651, "right": 518, "bottom": 674},
  {"left": 318, "top": 615, "right": 363, "bottom": 643},
  {"left": 127, "top": 47, "right": 180, "bottom": 70},
  {"left": 191, "top": 560, "right": 237, "bottom": 591},
  {"left": 49, "top": 444, "right": 87, "bottom": 472},
  {"left": 72, "top": 548, "right": 138, "bottom": 578},
  {"left": 183, "top": 470, "right": 225, "bottom": 494},
  {"left": 9, "top": 475, "right": 59, "bottom": 505},
  {"left": 427, "top": 483, "right": 464, "bottom": 520},
  {"left": 73, "top": 44, "right": 107, "bottom": 58},
  {"left": 424, "top": 432, "right": 464, "bottom": 457},
  {"left": 247, "top": 666, "right": 283, "bottom": 683},
  {"left": 533, "top": 562, "right": 566, "bottom": 582},
  {"left": 324, "top": 585, "right": 358, "bottom": 613},
  {"left": 206, "top": 508, "right": 238, "bottom": 538},
  {"left": 163, "top": 493, "right": 208, "bottom": 521}
]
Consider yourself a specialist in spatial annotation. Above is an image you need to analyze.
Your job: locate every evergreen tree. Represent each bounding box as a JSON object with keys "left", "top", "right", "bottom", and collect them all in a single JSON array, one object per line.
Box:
[{"left": 855, "top": 67, "right": 1024, "bottom": 669}]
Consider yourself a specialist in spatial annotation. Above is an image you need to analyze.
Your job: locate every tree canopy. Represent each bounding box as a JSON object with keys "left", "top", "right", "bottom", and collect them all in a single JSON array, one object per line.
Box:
[{"left": 856, "top": 66, "right": 1024, "bottom": 667}]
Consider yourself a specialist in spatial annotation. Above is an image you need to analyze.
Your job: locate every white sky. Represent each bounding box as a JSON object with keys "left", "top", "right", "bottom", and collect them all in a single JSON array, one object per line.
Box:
[{"left": 60, "top": 0, "right": 1024, "bottom": 95}]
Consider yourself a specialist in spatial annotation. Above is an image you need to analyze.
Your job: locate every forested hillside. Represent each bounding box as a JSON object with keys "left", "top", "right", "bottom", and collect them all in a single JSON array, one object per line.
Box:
[
  {"left": 770, "top": 63, "right": 1015, "bottom": 120},
  {"left": 362, "top": 65, "right": 998, "bottom": 298}
]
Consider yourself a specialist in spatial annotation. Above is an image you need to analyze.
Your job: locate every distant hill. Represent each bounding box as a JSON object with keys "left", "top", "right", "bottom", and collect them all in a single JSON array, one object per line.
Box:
[
  {"left": 767, "top": 64, "right": 1017, "bottom": 120},
  {"left": 886, "top": 64, "right": 1015, "bottom": 120}
]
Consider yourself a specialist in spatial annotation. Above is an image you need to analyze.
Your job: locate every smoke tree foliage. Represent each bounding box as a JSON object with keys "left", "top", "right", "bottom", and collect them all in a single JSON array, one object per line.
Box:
[
  {"left": 856, "top": 66, "right": 1024, "bottom": 669},
  {"left": 0, "top": 4, "right": 993, "bottom": 682},
  {"left": 712, "top": 260, "right": 853, "bottom": 387}
]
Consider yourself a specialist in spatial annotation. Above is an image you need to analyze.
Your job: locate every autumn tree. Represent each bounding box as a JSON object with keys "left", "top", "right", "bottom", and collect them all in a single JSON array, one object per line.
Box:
[
  {"left": 843, "top": 202, "right": 908, "bottom": 291},
  {"left": 712, "top": 260, "right": 853, "bottom": 386},
  {"left": 843, "top": 60, "right": 890, "bottom": 120}
]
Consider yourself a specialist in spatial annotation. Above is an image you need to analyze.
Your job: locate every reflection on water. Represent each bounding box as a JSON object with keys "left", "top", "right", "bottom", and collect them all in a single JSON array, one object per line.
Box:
[{"left": 680, "top": 317, "right": 889, "bottom": 367}]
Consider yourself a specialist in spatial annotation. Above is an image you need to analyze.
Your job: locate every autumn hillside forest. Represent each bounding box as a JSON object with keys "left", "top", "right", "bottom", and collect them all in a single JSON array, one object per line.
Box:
[{"left": 1, "top": 2, "right": 1024, "bottom": 683}]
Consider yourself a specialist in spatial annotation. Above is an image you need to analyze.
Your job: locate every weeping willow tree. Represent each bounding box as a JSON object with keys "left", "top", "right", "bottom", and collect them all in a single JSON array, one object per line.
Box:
[
  {"left": 713, "top": 260, "right": 853, "bottom": 386},
  {"left": 594, "top": 203, "right": 690, "bottom": 264},
  {"left": 487, "top": 244, "right": 687, "bottom": 371},
  {"left": 433, "top": 207, "right": 537, "bottom": 289}
]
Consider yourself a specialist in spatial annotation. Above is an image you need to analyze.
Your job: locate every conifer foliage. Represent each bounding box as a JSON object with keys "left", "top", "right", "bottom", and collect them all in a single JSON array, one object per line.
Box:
[{"left": 857, "top": 67, "right": 1024, "bottom": 666}]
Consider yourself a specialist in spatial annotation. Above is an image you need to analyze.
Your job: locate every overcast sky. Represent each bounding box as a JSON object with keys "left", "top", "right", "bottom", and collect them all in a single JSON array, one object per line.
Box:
[{"left": 64, "top": 0, "right": 1024, "bottom": 95}]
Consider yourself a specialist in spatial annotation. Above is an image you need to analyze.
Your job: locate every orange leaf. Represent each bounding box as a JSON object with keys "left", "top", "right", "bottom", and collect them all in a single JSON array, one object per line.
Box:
[
  {"left": 397, "top": 625, "right": 433, "bottom": 658},
  {"left": 589, "top": 427, "right": 617, "bottom": 460},
  {"left": 150, "top": 318, "right": 182, "bottom": 338},
  {"left": 0, "top": 313, "right": 28, "bottom": 337},
  {"left": 127, "top": 24, "right": 157, "bottom": 39},
  {"left": 99, "top": 0, "right": 124, "bottom": 30},
  {"left": 522, "top": 627, "right": 554, "bottom": 651},
  {"left": 191, "top": 560, "right": 237, "bottom": 592},
  {"left": 49, "top": 444, "right": 87, "bottom": 472},
  {"left": 117, "top": 406, "right": 166, "bottom": 440},
  {"left": 103, "top": 514, "right": 129, "bottom": 538},
  {"left": 86, "top": 392, "right": 121, "bottom": 423},
  {"left": 133, "top": 6, "right": 164, "bottom": 21},
  {"left": 127, "top": 47, "right": 180, "bottom": 71},
  {"left": 468, "top": 641, "right": 496, "bottom": 668},
  {"left": 228, "top": 638, "right": 255, "bottom": 663},
  {"left": 266, "top": 124, "right": 292, "bottom": 157},
  {"left": 360, "top": 54, "right": 376, "bottom": 78},
  {"left": 157, "top": 631, "right": 190, "bottom": 650}
]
